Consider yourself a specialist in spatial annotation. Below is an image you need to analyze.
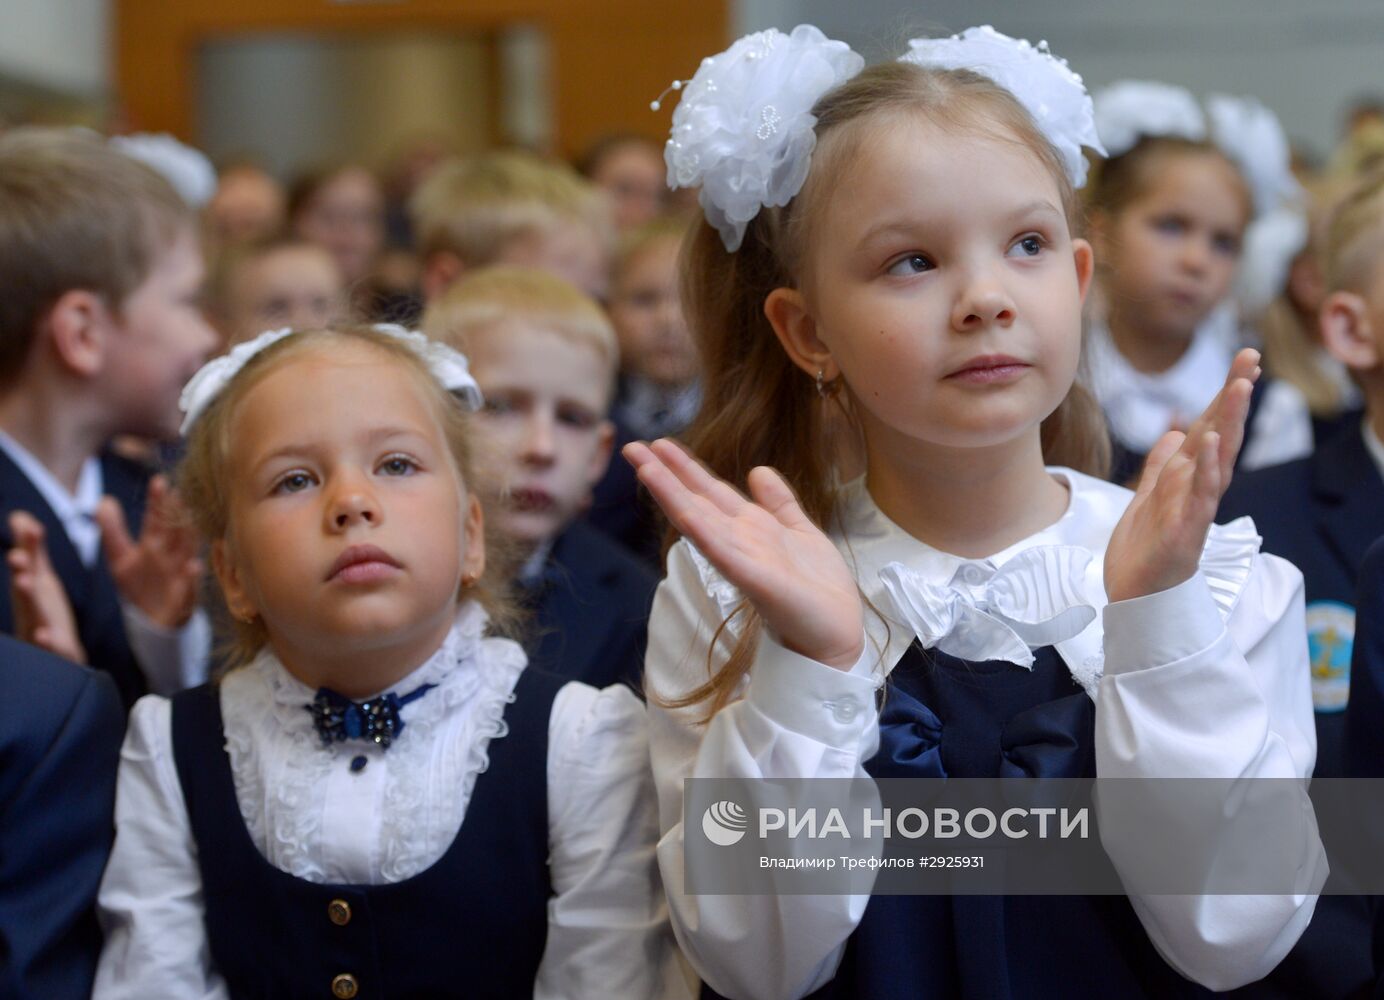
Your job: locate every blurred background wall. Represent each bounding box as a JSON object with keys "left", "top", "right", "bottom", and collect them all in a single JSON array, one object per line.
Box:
[{"left": 0, "top": 0, "right": 1381, "bottom": 172}]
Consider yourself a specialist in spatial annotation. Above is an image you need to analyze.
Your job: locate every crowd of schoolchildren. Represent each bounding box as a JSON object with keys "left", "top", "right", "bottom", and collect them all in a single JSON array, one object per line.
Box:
[{"left": 5, "top": 18, "right": 1384, "bottom": 1000}]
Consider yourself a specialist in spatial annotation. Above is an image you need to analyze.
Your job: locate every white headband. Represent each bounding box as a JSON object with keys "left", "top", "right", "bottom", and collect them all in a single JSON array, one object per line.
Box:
[
  {"left": 178, "top": 324, "right": 483, "bottom": 437},
  {"left": 899, "top": 26, "right": 1105, "bottom": 190}
]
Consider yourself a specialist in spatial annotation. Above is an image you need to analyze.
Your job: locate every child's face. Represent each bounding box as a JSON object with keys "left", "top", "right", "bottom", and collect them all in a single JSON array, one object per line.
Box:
[
  {"left": 102, "top": 227, "right": 219, "bottom": 439},
  {"left": 592, "top": 143, "right": 667, "bottom": 232},
  {"left": 226, "top": 246, "right": 345, "bottom": 347},
  {"left": 783, "top": 117, "right": 1092, "bottom": 454},
  {"left": 209, "top": 166, "right": 285, "bottom": 245},
  {"left": 467, "top": 322, "right": 614, "bottom": 550},
  {"left": 498, "top": 222, "right": 610, "bottom": 303},
  {"left": 1096, "top": 152, "right": 1249, "bottom": 340},
  {"left": 214, "top": 342, "right": 483, "bottom": 663},
  {"left": 608, "top": 235, "right": 697, "bottom": 388},
  {"left": 294, "top": 168, "right": 384, "bottom": 284}
]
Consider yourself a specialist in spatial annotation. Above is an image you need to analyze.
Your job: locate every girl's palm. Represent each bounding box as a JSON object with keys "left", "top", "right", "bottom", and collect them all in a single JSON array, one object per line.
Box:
[
  {"left": 625, "top": 439, "right": 864, "bottom": 669},
  {"left": 1105, "top": 349, "right": 1259, "bottom": 604}
]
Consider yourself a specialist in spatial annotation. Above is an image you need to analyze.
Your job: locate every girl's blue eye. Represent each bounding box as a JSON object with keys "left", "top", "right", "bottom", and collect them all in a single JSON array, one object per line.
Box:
[
  {"left": 274, "top": 472, "right": 314, "bottom": 495},
  {"left": 379, "top": 455, "right": 417, "bottom": 476},
  {"left": 886, "top": 254, "right": 933, "bottom": 277},
  {"left": 1009, "top": 235, "right": 1045, "bottom": 258},
  {"left": 1153, "top": 216, "right": 1186, "bottom": 236}
]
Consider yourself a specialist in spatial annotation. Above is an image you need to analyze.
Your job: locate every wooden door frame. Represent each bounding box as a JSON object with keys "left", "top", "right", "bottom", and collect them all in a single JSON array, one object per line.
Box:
[{"left": 114, "top": 0, "right": 728, "bottom": 159}]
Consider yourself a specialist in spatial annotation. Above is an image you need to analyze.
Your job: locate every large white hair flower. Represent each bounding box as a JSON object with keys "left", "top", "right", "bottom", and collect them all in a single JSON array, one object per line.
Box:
[
  {"left": 109, "top": 132, "right": 218, "bottom": 208},
  {"left": 178, "top": 325, "right": 483, "bottom": 436},
  {"left": 662, "top": 25, "right": 864, "bottom": 252},
  {"left": 1235, "top": 206, "right": 1309, "bottom": 316},
  {"left": 1207, "top": 94, "right": 1301, "bottom": 217},
  {"left": 1092, "top": 80, "right": 1207, "bottom": 159},
  {"left": 900, "top": 26, "right": 1105, "bottom": 189}
]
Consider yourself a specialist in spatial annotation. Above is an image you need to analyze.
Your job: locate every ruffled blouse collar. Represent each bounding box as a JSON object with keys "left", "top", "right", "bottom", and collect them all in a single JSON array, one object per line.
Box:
[{"left": 684, "top": 466, "right": 1262, "bottom": 699}]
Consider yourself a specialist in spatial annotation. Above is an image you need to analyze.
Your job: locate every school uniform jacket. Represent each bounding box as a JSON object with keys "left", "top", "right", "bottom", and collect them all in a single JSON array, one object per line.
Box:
[
  {"left": 0, "top": 448, "right": 150, "bottom": 707},
  {"left": 1218, "top": 418, "right": 1384, "bottom": 777},
  {"left": 0, "top": 638, "right": 124, "bottom": 1000},
  {"left": 524, "top": 520, "right": 659, "bottom": 693}
]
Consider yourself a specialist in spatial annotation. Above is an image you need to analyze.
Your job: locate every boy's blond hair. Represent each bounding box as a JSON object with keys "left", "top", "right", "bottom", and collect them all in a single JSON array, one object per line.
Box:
[
  {"left": 410, "top": 150, "right": 610, "bottom": 266},
  {"left": 0, "top": 127, "right": 192, "bottom": 385},
  {"left": 423, "top": 266, "right": 619, "bottom": 386},
  {"left": 1324, "top": 168, "right": 1384, "bottom": 293}
]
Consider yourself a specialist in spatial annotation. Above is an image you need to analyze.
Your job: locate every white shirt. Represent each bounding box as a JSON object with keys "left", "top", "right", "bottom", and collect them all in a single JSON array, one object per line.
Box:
[
  {"left": 0, "top": 431, "right": 104, "bottom": 566},
  {"left": 646, "top": 469, "right": 1324, "bottom": 1000},
  {"left": 1086, "top": 322, "right": 1314, "bottom": 472},
  {"left": 0, "top": 431, "right": 207, "bottom": 694},
  {"left": 94, "top": 603, "right": 690, "bottom": 1000}
]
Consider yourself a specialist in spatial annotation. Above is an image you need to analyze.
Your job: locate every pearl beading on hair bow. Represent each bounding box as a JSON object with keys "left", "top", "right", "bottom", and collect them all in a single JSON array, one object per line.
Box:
[
  {"left": 900, "top": 26, "right": 1105, "bottom": 190},
  {"left": 177, "top": 324, "right": 484, "bottom": 436},
  {"left": 879, "top": 546, "right": 1098, "bottom": 668},
  {"left": 656, "top": 24, "right": 864, "bottom": 252}
]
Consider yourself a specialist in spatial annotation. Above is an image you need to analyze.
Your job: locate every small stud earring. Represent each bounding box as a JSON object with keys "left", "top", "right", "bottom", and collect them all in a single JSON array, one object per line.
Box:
[{"left": 815, "top": 368, "right": 840, "bottom": 400}]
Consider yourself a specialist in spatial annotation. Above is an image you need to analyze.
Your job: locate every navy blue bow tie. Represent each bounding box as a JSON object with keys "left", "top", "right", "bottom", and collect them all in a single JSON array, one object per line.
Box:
[{"left": 305, "top": 683, "right": 437, "bottom": 750}]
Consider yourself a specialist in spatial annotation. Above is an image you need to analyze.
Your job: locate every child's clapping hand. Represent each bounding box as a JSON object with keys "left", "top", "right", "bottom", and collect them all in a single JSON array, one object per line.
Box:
[
  {"left": 7, "top": 510, "right": 87, "bottom": 663},
  {"left": 624, "top": 438, "right": 864, "bottom": 670},
  {"left": 96, "top": 475, "right": 203, "bottom": 630},
  {"left": 1105, "top": 348, "right": 1260, "bottom": 605}
]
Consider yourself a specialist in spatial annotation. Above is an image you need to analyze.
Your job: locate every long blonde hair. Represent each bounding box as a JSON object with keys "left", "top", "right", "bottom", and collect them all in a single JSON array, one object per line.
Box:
[{"left": 669, "top": 61, "right": 1111, "bottom": 714}]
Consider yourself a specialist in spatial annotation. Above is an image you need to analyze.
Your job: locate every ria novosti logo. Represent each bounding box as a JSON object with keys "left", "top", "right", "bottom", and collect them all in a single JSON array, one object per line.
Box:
[{"left": 701, "top": 800, "right": 749, "bottom": 846}]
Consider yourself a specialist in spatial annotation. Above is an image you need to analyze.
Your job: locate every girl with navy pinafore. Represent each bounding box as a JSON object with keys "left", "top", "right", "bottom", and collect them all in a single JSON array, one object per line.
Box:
[
  {"left": 94, "top": 325, "right": 687, "bottom": 999},
  {"left": 629, "top": 25, "right": 1325, "bottom": 1000}
]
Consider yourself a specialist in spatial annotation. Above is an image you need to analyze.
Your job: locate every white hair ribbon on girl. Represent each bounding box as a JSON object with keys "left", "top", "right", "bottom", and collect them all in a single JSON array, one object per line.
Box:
[
  {"left": 899, "top": 26, "right": 1106, "bottom": 190},
  {"left": 1206, "top": 94, "right": 1302, "bottom": 218},
  {"left": 109, "top": 132, "right": 219, "bottom": 209},
  {"left": 657, "top": 25, "right": 864, "bottom": 252},
  {"left": 1091, "top": 80, "right": 1208, "bottom": 159},
  {"left": 1092, "top": 83, "right": 1302, "bottom": 218},
  {"left": 178, "top": 324, "right": 484, "bottom": 436}
]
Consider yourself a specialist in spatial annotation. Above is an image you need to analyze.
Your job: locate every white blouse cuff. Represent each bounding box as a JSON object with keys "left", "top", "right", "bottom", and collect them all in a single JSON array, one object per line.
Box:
[
  {"left": 746, "top": 632, "right": 878, "bottom": 749},
  {"left": 1102, "top": 572, "right": 1225, "bottom": 676}
]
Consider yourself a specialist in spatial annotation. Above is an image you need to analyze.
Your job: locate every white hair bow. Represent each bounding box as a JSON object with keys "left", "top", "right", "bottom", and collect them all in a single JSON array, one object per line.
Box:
[
  {"left": 900, "top": 26, "right": 1106, "bottom": 190},
  {"left": 879, "top": 546, "right": 1098, "bottom": 668},
  {"left": 658, "top": 25, "right": 864, "bottom": 252},
  {"left": 1092, "top": 82, "right": 1302, "bottom": 219},
  {"left": 178, "top": 324, "right": 483, "bottom": 436},
  {"left": 109, "top": 132, "right": 218, "bottom": 208}
]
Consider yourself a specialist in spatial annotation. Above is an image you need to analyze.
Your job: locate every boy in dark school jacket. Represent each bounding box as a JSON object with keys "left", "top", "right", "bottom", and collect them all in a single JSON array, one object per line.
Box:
[
  {"left": 423, "top": 266, "right": 657, "bottom": 691},
  {"left": 1218, "top": 169, "right": 1384, "bottom": 1000},
  {"left": 0, "top": 129, "right": 217, "bottom": 705},
  {"left": 0, "top": 636, "right": 124, "bottom": 999},
  {"left": 1220, "top": 169, "right": 1384, "bottom": 777}
]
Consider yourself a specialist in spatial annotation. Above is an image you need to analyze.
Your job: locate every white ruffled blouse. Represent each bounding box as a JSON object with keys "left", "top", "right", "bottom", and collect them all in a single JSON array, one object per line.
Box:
[
  {"left": 647, "top": 468, "right": 1325, "bottom": 1000},
  {"left": 95, "top": 604, "right": 690, "bottom": 1000}
]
